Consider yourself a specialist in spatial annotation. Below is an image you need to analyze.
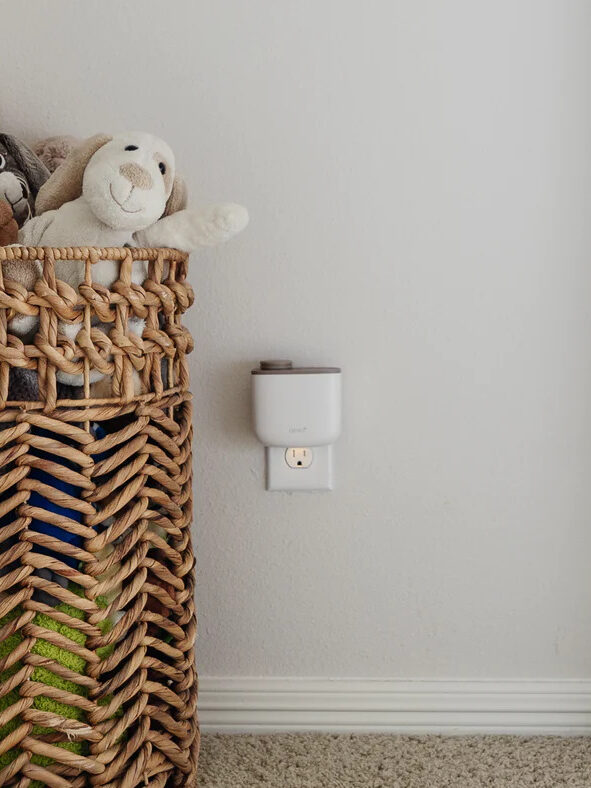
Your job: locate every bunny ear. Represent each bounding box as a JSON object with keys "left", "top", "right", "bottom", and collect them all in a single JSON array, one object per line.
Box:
[
  {"left": 0, "top": 134, "right": 50, "bottom": 197},
  {"left": 35, "top": 133, "right": 112, "bottom": 214},
  {"left": 162, "top": 175, "right": 187, "bottom": 217}
]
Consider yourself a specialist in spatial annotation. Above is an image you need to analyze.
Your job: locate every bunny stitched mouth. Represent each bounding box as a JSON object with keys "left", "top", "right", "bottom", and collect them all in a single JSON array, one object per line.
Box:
[{"left": 109, "top": 183, "right": 142, "bottom": 214}]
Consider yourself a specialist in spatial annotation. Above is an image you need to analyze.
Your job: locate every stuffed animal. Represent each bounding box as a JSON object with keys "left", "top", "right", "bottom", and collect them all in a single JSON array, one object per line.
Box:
[
  {"left": 0, "top": 134, "right": 50, "bottom": 313},
  {"left": 33, "top": 134, "right": 81, "bottom": 174},
  {"left": 0, "top": 136, "right": 51, "bottom": 397},
  {"left": 17, "top": 131, "right": 248, "bottom": 391},
  {"left": 0, "top": 133, "right": 49, "bottom": 227},
  {"left": 0, "top": 200, "right": 17, "bottom": 246}
]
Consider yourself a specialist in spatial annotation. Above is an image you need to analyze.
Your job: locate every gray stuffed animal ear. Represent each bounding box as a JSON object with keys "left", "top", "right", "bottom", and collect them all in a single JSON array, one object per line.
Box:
[{"left": 0, "top": 134, "right": 49, "bottom": 197}]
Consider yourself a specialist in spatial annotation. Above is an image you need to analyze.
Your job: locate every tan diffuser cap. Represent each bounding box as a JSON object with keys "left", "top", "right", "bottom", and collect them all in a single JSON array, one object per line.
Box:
[{"left": 253, "top": 360, "right": 341, "bottom": 375}]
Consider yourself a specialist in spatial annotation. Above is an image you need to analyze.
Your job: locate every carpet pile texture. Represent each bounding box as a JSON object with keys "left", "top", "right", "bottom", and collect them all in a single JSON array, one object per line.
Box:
[{"left": 197, "top": 734, "right": 591, "bottom": 787}]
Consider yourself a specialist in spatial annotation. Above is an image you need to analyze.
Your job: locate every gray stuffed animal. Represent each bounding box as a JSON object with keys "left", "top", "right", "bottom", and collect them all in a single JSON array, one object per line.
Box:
[
  {"left": 0, "top": 135, "right": 51, "bottom": 401},
  {"left": 0, "top": 135, "right": 50, "bottom": 340},
  {"left": 0, "top": 133, "right": 49, "bottom": 226}
]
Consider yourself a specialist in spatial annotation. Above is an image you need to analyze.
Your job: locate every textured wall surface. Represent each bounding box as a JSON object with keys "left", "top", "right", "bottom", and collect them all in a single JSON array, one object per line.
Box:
[{"left": 1, "top": 0, "right": 591, "bottom": 679}]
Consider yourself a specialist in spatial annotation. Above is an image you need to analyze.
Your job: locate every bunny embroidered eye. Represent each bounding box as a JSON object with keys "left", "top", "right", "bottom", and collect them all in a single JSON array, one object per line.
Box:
[
  {"left": 125, "top": 145, "right": 138, "bottom": 151},
  {"left": 159, "top": 162, "right": 166, "bottom": 175},
  {"left": 0, "top": 154, "right": 5, "bottom": 170}
]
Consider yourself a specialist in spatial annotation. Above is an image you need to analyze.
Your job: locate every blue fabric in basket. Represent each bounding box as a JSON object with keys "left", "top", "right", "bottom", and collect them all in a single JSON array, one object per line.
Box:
[{"left": 0, "top": 422, "right": 113, "bottom": 595}]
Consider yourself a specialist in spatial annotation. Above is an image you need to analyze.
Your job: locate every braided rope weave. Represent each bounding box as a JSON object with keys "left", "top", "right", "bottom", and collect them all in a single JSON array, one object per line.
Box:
[{"left": 0, "top": 247, "right": 198, "bottom": 787}]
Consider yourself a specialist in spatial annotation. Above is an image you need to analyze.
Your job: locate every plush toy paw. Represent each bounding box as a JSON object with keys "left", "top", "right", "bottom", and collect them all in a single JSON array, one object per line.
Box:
[
  {"left": 33, "top": 135, "right": 80, "bottom": 173},
  {"left": 0, "top": 200, "right": 18, "bottom": 245},
  {"left": 210, "top": 203, "right": 249, "bottom": 236}
]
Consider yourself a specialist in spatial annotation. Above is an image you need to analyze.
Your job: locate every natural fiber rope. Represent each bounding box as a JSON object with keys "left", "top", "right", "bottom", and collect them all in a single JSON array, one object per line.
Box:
[{"left": 0, "top": 246, "right": 198, "bottom": 787}]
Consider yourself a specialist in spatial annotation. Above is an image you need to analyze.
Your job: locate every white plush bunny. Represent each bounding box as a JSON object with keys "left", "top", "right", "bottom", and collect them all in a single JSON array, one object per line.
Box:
[{"left": 17, "top": 131, "right": 248, "bottom": 386}]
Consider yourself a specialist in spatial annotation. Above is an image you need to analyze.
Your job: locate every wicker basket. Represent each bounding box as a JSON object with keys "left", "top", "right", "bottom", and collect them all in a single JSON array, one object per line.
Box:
[{"left": 0, "top": 246, "right": 198, "bottom": 787}]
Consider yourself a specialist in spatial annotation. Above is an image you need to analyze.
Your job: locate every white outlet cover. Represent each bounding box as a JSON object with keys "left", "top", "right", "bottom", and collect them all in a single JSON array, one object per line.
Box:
[{"left": 266, "top": 445, "right": 333, "bottom": 491}]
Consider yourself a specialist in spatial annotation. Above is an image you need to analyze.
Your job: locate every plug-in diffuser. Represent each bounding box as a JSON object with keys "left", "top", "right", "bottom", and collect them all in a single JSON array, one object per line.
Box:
[{"left": 251, "top": 360, "right": 342, "bottom": 491}]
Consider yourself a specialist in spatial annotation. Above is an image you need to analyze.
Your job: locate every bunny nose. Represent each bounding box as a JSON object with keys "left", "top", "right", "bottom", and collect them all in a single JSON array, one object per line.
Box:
[{"left": 119, "top": 162, "right": 152, "bottom": 190}]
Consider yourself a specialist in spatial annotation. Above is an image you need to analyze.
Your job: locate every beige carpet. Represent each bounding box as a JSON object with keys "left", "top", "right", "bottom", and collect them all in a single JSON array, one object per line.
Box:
[{"left": 197, "top": 734, "right": 591, "bottom": 787}]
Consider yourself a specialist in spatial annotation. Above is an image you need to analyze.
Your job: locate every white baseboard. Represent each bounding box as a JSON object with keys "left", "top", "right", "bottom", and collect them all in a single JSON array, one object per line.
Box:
[{"left": 198, "top": 678, "right": 591, "bottom": 735}]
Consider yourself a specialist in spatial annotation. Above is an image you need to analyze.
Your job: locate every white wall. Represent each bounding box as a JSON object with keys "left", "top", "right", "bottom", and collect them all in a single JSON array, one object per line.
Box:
[{"left": 1, "top": 0, "right": 591, "bottom": 681}]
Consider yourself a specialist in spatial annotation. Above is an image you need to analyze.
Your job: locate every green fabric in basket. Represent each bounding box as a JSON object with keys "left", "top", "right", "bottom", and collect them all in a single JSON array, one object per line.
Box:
[{"left": 0, "top": 587, "right": 115, "bottom": 787}]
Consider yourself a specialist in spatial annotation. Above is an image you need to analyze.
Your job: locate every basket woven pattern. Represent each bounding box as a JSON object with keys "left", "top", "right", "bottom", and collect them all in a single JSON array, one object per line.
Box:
[{"left": 0, "top": 246, "right": 198, "bottom": 787}]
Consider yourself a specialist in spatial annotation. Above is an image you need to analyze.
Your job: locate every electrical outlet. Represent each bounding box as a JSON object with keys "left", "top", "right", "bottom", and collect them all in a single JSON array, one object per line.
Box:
[
  {"left": 266, "top": 446, "right": 332, "bottom": 491},
  {"left": 285, "top": 447, "right": 313, "bottom": 469}
]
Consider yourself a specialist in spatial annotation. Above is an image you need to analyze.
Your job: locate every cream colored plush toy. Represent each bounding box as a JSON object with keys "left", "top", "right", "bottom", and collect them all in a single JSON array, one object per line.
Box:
[{"left": 15, "top": 131, "right": 248, "bottom": 388}]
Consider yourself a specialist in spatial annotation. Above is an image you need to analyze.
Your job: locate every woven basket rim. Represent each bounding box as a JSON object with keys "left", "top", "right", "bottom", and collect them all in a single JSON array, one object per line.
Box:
[
  {"left": 0, "top": 245, "right": 188, "bottom": 263},
  {"left": 0, "top": 243, "right": 193, "bottom": 409}
]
